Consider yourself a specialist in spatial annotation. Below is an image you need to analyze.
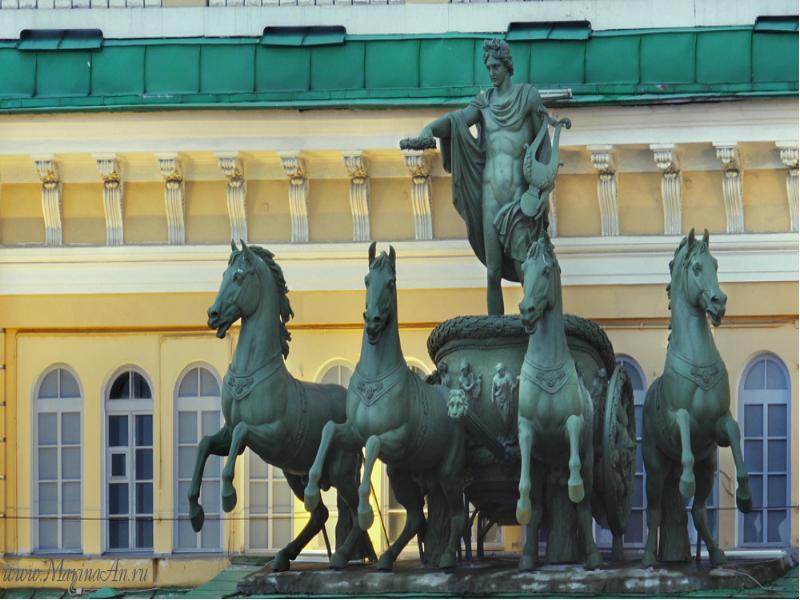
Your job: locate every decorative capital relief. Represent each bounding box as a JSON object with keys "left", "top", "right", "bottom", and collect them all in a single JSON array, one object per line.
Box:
[
  {"left": 94, "top": 154, "right": 122, "bottom": 189},
  {"left": 402, "top": 150, "right": 432, "bottom": 184},
  {"left": 343, "top": 152, "right": 368, "bottom": 184},
  {"left": 713, "top": 142, "right": 740, "bottom": 172},
  {"left": 650, "top": 143, "right": 679, "bottom": 173},
  {"left": 217, "top": 152, "right": 244, "bottom": 188},
  {"left": 588, "top": 145, "right": 615, "bottom": 176},
  {"left": 32, "top": 155, "right": 59, "bottom": 189},
  {"left": 156, "top": 152, "right": 183, "bottom": 188},
  {"left": 776, "top": 142, "right": 798, "bottom": 171},
  {"left": 278, "top": 152, "right": 306, "bottom": 184}
]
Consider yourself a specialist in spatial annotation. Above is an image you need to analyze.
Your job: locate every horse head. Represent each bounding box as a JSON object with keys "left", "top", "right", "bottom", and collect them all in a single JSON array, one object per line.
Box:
[
  {"left": 363, "top": 241, "right": 397, "bottom": 345},
  {"left": 208, "top": 240, "right": 266, "bottom": 339},
  {"left": 519, "top": 236, "right": 560, "bottom": 334},
  {"left": 672, "top": 229, "right": 727, "bottom": 326}
]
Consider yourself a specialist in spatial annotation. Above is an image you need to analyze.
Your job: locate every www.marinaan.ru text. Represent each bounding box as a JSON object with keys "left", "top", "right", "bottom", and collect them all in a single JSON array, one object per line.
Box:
[{"left": 1, "top": 560, "right": 149, "bottom": 585}]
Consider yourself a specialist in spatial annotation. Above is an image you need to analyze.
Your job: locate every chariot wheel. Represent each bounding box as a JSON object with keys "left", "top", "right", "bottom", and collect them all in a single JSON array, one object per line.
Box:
[{"left": 602, "top": 365, "right": 637, "bottom": 538}]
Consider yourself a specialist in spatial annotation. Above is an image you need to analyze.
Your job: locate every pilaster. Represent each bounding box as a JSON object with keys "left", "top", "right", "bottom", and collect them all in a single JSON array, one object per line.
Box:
[
  {"left": 713, "top": 143, "right": 744, "bottom": 234},
  {"left": 588, "top": 145, "right": 619, "bottom": 237},
  {"left": 343, "top": 152, "right": 370, "bottom": 242},
  {"left": 156, "top": 153, "right": 185, "bottom": 245},
  {"left": 94, "top": 154, "right": 124, "bottom": 246},
  {"left": 776, "top": 142, "right": 798, "bottom": 233},
  {"left": 279, "top": 152, "right": 309, "bottom": 243},
  {"left": 402, "top": 150, "right": 433, "bottom": 241},
  {"left": 650, "top": 144, "right": 682, "bottom": 235},
  {"left": 217, "top": 153, "right": 248, "bottom": 243},
  {"left": 32, "top": 155, "right": 62, "bottom": 247}
]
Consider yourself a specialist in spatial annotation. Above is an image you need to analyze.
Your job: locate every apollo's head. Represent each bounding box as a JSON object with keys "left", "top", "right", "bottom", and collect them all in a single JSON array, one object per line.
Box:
[{"left": 482, "top": 39, "right": 514, "bottom": 76}]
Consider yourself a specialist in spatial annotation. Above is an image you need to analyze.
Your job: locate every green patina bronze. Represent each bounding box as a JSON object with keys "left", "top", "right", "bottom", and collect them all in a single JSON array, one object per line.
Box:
[
  {"left": 515, "top": 236, "right": 602, "bottom": 571},
  {"left": 192, "top": 240, "right": 375, "bottom": 571},
  {"left": 412, "top": 39, "right": 555, "bottom": 315},
  {"left": 641, "top": 230, "right": 752, "bottom": 567},
  {"left": 304, "top": 243, "right": 467, "bottom": 570}
]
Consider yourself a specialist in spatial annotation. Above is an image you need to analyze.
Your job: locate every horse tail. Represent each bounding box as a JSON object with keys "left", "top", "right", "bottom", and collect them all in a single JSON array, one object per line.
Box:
[
  {"left": 658, "top": 464, "right": 691, "bottom": 562},
  {"left": 423, "top": 484, "right": 448, "bottom": 565}
]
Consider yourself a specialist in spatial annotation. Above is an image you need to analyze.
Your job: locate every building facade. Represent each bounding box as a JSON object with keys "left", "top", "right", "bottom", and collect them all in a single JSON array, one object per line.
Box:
[{"left": 0, "top": 0, "right": 797, "bottom": 589}]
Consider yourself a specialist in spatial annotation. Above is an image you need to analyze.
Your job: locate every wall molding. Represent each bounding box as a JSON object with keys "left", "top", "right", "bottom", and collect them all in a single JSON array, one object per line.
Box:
[{"left": 0, "top": 234, "right": 795, "bottom": 296}]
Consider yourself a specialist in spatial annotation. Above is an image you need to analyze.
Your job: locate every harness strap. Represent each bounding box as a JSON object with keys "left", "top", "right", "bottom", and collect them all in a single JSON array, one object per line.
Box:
[
  {"left": 223, "top": 354, "right": 283, "bottom": 402},
  {"left": 520, "top": 354, "right": 575, "bottom": 394},
  {"left": 665, "top": 346, "right": 725, "bottom": 391}
]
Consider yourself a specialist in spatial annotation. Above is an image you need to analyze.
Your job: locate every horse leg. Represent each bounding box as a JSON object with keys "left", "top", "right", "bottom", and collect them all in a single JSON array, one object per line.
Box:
[
  {"left": 674, "top": 408, "right": 695, "bottom": 499},
  {"left": 188, "top": 425, "right": 231, "bottom": 531},
  {"left": 438, "top": 436, "right": 466, "bottom": 570},
  {"left": 565, "top": 414, "right": 585, "bottom": 503},
  {"left": 519, "top": 460, "right": 545, "bottom": 571},
  {"left": 221, "top": 421, "right": 250, "bottom": 512},
  {"left": 305, "top": 421, "right": 360, "bottom": 512},
  {"left": 270, "top": 472, "right": 329, "bottom": 572},
  {"left": 516, "top": 415, "right": 535, "bottom": 525},
  {"left": 716, "top": 414, "right": 752, "bottom": 513},
  {"left": 377, "top": 468, "right": 425, "bottom": 572},
  {"left": 328, "top": 447, "right": 377, "bottom": 569},
  {"left": 576, "top": 436, "right": 602, "bottom": 570},
  {"left": 357, "top": 435, "right": 382, "bottom": 531},
  {"left": 642, "top": 448, "right": 667, "bottom": 567},
  {"left": 691, "top": 456, "right": 726, "bottom": 567}
]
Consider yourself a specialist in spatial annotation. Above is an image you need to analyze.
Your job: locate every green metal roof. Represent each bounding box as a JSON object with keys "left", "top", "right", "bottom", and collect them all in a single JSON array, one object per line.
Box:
[{"left": 0, "top": 24, "right": 796, "bottom": 114}]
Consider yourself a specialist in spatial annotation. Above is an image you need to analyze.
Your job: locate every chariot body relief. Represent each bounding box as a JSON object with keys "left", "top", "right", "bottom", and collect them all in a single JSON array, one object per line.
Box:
[{"left": 418, "top": 39, "right": 553, "bottom": 315}]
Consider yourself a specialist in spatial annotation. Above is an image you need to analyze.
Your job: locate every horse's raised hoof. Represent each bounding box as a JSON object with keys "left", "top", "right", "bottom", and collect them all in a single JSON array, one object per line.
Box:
[
  {"left": 438, "top": 552, "right": 456, "bottom": 570},
  {"left": 189, "top": 504, "right": 205, "bottom": 532},
  {"left": 516, "top": 498, "right": 531, "bottom": 525},
  {"left": 518, "top": 554, "right": 535, "bottom": 572},
  {"left": 221, "top": 487, "right": 238, "bottom": 513},
  {"left": 358, "top": 507, "right": 374, "bottom": 531},
  {"left": 641, "top": 550, "right": 657, "bottom": 568},
  {"left": 329, "top": 550, "right": 351, "bottom": 571},
  {"left": 271, "top": 551, "right": 291, "bottom": 572},
  {"left": 376, "top": 553, "right": 394, "bottom": 572},
  {"left": 736, "top": 488, "right": 752, "bottom": 513},
  {"left": 679, "top": 474, "right": 695, "bottom": 499},
  {"left": 585, "top": 551, "right": 602, "bottom": 571},
  {"left": 568, "top": 480, "right": 585, "bottom": 504},
  {"left": 709, "top": 547, "right": 727, "bottom": 567},
  {"left": 303, "top": 487, "right": 320, "bottom": 513}
]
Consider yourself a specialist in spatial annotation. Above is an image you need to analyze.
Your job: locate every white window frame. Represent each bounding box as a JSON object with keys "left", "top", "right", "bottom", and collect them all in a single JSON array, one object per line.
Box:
[
  {"left": 32, "top": 366, "right": 83, "bottom": 554},
  {"left": 174, "top": 364, "right": 224, "bottom": 553},
  {"left": 103, "top": 368, "right": 155, "bottom": 553},
  {"left": 245, "top": 451, "right": 295, "bottom": 554},
  {"left": 737, "top": 353, "right": 791, "bottom": 548}
]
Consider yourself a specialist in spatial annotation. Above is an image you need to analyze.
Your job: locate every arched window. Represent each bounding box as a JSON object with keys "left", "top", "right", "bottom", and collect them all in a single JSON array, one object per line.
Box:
[
  {"left": 247, "top": 453, "right": 294, "bottom": 553},
  {"left": 175, "top": 366, "right": 223, "bottom": 551},
  {"left": 319, "top": 364, "right": 353, "bottom": 387},
  {"left": 739, "top": 354, "right": 791, "bottom": 547},
  {"left": 105, "top": 369, "right": 153, "bottom": 551},
  {"left": 35, "top": 367, "right": 82, "bottom": 552}
]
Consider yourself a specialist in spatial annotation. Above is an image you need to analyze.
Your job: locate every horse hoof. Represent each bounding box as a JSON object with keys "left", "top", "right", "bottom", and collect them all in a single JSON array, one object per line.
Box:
[
  {"left": 679, "top": 476, "right": 695, "bottom": 499},
  {"left": 641, "top": 551, "right": 657, "bottom": 568},
  {"left": 568, "top": 481, "right": 585, "bottom": 504},
  {"left": 736, "top": 490, "right": 752, "bottom": 513},
  {"left": 330, "top": 551, "right": 349, "bottom": 570},
  {"left": 189, "top": 504, "right": 205, "bottom": 532},
  {"left": 516, "top": 500, "right": 531, "bottom": 525},
  {"left": 222, "top": 488, "right": 238, "bottom": 513},
  {"left": 585, "top": 551, "right": 602, "bottom": 571},
  {"left": 710, "top": 547, "right": 727, "bottom": 567},
  {"left": 304, "top": 489, "right": 320, "bottom": 513},
  {"left": 358, "top": 508, "right": 374, "bottom": 531},
  {"left": 518, "top": 555, "right": 535, "bottom": 572},
  {"left": 376, "top": 554, "right": 394, "bottom": 572},
  {"left": 271, "top": 552, "right": 291, "bottom": 572},
  {"left": 438, "top": 552, "right": 456, "bottom": 570}
]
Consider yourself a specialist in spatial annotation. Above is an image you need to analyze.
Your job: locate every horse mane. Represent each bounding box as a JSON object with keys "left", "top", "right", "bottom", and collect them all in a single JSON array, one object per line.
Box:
[
  {"left": 666, "top": 233, "right": 707, "bottom": 331},
  {"left": 246, "top": 245, "right": 295, "bottom": 359},
  {"left": 371, "top": 251, "right": 396, "bottom": 275},
  {"left": 526, "top": 234, "right": 558, "bottom": 270}
]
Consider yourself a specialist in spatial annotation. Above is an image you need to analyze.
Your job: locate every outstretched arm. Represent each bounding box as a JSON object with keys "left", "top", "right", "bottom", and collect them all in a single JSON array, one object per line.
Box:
[{"left": 420, "top": 104, "right": 481, "bottom": 139}]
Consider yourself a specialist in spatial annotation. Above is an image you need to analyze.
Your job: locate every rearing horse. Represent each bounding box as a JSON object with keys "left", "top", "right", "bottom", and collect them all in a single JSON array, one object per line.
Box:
[
  {"left": 305, "top": 243, "right": 467, "bottom": 570},
  {"left": 642, "top": 229, "right": 751, "bottom": 567},
  {"left": 515, "top": 236, "right": 601, "bottom": 571},
  {"left": 190, "top": 241, "right": 374, "bottom": 571}
]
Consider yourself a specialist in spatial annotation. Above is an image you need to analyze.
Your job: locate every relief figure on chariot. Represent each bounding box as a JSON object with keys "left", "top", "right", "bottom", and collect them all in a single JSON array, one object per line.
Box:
[{"left": 406, "top": 38, "right": 570, "bottom": 315}]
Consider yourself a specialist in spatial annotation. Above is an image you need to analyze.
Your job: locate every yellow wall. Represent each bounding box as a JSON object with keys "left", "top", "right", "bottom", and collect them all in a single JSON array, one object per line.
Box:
[
  {"left": 683, "top": 170, "right": 727, "bottom": 234},
  {"left": 555, "top": 174, "right": 601, "bottom": 236},
  {"left": 743, "top": 169, "right": 791, "bottom": 233},
  {"left": 369, "top": 178, "right": 415, "bottom": 241},
  {"left": 246, "top": 180, "right": 291, "bottom": 243},
  {"left": 185, "top": 180, "right": 230, "bottom": 244},
  {"left": 307, "top": 179, "right": 353, "bottom": 243},
  {"left": 125, "top": 182, "right": 168, "bottom": 244},
  {"left": 62, "top": 183, "right": 106, "bottom": 246},
  {"left": 617, "top": 172, "right": 664, "bottom": 235},
  {"left": 0, "top": 183, "right": 44, "bottom": 245},
  {"left": 431, "top": 176, "right": 467, "bottom": 239}
]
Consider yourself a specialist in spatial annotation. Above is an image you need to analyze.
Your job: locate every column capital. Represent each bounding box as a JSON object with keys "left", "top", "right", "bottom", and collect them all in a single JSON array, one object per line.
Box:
[
  {"left": 712, "top": 142, "right": 740, "bottom": 171},
  {"left": 587, "top": 145, "right": 615, "bottom": 174},
  {"left": 776, "top": 142, "right": 798, "bottom": 170},
  {"left": 650, "top": 143, "right": 680, "bottom": 173},
  {"left": 278, "top": 152, "right": 307, "bottom": 183}
]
